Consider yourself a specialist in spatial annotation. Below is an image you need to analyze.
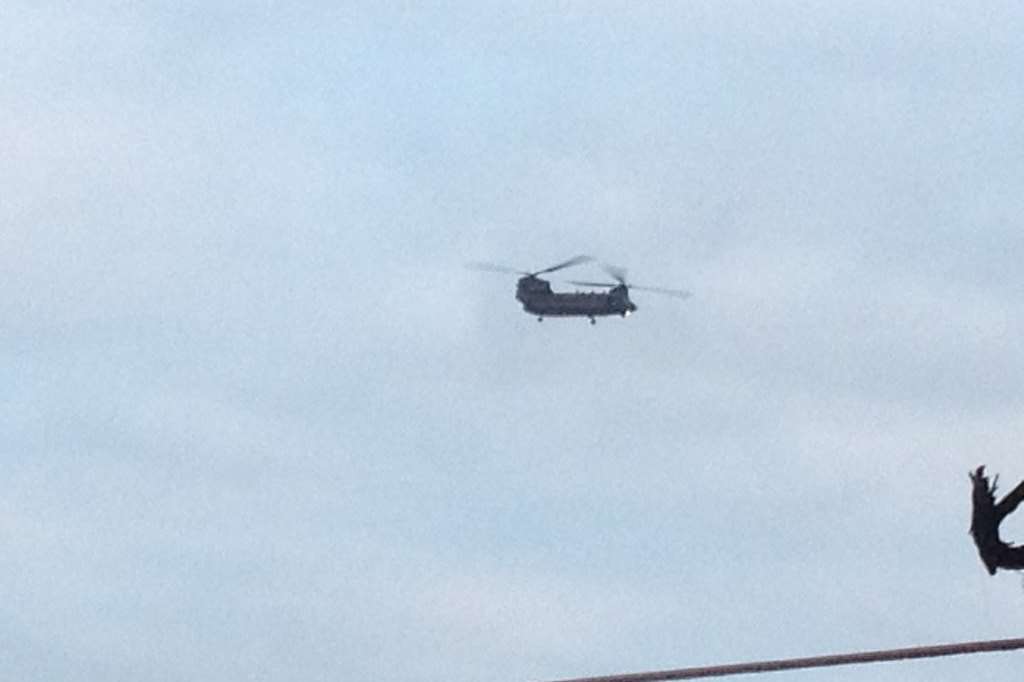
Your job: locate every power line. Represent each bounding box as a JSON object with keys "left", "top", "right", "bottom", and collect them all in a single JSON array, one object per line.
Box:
[{"left": 541, "top": 636, "right": 1024, "bottom": 682}]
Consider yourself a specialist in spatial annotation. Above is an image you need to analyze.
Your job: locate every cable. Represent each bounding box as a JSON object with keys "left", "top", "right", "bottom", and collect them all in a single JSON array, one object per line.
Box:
[{"left": 540, "top": 636, "right": 1024, "bottom": 682}]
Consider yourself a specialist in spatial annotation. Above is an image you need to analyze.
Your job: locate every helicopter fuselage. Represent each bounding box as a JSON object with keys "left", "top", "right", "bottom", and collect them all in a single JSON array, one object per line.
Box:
[{"left": 515, "top": 276, "right": 637, "bottom": 320}]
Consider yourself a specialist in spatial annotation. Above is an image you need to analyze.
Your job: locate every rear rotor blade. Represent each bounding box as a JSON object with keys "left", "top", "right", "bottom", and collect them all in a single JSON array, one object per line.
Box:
[
  {"left": 466, "top": 261, "right": 529, "bottom": 275},
  {"left": 532, "top": 254, "right": 593, "bottom": 276}
]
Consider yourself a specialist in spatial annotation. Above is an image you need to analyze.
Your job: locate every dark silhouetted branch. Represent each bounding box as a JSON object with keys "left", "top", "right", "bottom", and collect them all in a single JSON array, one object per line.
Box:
[{"left": 970, "top": 466, "right": 1024, "bottom": 575}]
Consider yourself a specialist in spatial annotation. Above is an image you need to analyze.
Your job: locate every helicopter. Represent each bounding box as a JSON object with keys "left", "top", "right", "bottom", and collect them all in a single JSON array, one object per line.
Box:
[{"left": 469, "top": 255, "right": 690, "bottom": 324}]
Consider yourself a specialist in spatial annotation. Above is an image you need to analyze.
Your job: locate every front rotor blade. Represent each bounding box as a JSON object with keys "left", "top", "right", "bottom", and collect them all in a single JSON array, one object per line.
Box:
[
  {"left": 566, "top": 280, "right": 617, "bottom": 288},
  {"left": 466, "top": 261, "right": 528, "bottom": 275},
  {"left": 532, "top": 254, "right": 593, "bottom": 276},
  {"left": 601, "top": 264, "right": 628, "bottom": 285},
  {"left": 628, "top": 284, "right": 692, "bottom": 299}
]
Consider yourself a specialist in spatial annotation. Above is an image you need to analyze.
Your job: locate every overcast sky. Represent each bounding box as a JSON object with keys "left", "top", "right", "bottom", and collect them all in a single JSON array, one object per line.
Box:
[{"left": 5, "top": 3, "right": 1024, "bottom": 681}]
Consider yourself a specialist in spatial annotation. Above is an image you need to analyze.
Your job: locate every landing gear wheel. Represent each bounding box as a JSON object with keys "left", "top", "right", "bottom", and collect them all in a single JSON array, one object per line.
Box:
[
  {"left": 589, "top": 317, "right": 596, "bottom": 325},
  {"left": 537, "top": 316, "right": 543, "bottom": 322}
]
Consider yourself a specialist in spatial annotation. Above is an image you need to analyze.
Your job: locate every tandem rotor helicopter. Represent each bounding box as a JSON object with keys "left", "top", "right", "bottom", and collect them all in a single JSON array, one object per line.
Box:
[{"left": 469, "top": 255, "right": 690, "bottom": 324}]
